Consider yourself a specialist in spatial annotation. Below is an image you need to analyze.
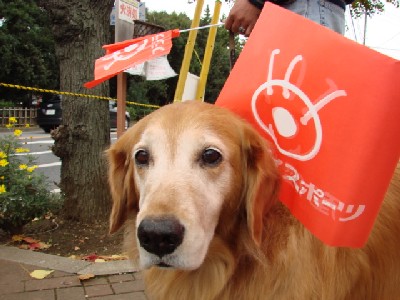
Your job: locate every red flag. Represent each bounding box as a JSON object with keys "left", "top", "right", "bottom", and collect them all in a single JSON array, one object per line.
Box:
[
  {"left": 85, "top": 29, "right": 180, "bottom": 88},
  {"left": 216, "top": 3, "right": 400, "bottom": 247}
]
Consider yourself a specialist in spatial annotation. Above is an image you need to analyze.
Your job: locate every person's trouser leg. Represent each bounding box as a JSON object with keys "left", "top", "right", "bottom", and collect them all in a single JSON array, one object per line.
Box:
[{"left": 282, "top": 0, "right": 346, "bottom": 35}]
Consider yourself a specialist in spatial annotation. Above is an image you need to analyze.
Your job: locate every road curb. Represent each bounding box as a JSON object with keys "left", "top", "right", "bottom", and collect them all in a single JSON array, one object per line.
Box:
[
  {"left": 0, "top": 126, "right": 40, "bottom": 133},
  {"left": 0, "top": 245, "right": 138, "bottom": 275}
]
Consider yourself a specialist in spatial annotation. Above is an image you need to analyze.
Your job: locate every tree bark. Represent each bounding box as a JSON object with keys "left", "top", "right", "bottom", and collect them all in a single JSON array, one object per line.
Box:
[{"left": 40, "top": 0, "right": 114, "bottom": 221}]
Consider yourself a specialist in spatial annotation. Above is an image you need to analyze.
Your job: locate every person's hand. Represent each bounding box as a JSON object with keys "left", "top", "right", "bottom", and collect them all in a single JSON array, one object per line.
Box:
[{"left": 224, "top": 0, "right": 261, "bottom": 37}]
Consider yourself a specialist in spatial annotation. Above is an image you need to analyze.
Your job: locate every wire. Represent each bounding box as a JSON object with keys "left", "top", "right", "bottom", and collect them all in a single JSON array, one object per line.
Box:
[
  {"left": 380, "top": 31, "right": 400, "bottom": 47},
  {"left": 179, "top": 22, "right": 224, "bottom": 32},
  {"left": 369, "top": 46, "right": 400, "bottom": 52}
]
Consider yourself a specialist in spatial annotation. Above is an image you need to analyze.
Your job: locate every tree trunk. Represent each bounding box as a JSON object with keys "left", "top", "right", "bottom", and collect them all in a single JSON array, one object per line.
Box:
[{"left": 40, "top": 0, "right": 114, "bottom": 221}]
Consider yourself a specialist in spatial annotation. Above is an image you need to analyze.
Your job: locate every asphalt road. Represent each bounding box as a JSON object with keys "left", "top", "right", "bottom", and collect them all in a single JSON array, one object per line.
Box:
[{"left": 0, "top": 128, "right": 117, "bottom": 192}]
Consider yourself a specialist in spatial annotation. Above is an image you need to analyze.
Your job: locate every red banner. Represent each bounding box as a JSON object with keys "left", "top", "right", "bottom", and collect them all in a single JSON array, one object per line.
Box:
[
  {"left": 85, "top": 30, "right": 180, "bottom": 88},
  {"left": 216, "top": 3, "right": 400, "bottom": 247}
]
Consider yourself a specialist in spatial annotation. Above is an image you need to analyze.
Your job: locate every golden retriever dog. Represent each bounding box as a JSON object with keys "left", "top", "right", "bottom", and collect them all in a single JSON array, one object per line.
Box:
[{"left": 107, "top": 101, "right": 400, "bottom": 300}]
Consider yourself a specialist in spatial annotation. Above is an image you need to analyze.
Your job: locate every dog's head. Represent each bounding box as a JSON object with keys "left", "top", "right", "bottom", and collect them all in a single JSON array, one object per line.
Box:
[{"left": 108, "top": 101, "right": 279, "bottom": 270}]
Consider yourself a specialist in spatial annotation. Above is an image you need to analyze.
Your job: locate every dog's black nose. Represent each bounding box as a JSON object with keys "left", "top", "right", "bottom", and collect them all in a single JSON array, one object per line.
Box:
[{"left": 137, "top": 216, "right": 185, "bottom": 257}]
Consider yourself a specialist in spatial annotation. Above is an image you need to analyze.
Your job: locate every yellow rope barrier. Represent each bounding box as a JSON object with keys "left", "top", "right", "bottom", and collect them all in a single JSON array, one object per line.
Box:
[{"left": 0, "top": 83, "right": 160, "bottom": 109}]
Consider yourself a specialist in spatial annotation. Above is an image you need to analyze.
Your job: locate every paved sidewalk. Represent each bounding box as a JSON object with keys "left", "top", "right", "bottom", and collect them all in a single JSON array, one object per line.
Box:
[{"left": 0, "top": 245, "right": 147, "bottom": 300}]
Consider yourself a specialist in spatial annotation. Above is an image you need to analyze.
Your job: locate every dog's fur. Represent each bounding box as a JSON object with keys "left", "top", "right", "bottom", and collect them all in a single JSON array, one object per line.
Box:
[{"left": 108, "top": 101, "right": 400, "bottom": 300}]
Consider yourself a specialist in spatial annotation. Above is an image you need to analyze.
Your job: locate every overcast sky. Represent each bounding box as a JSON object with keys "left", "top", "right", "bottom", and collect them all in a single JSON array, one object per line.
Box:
[{"left": 142, "top": 0, "right": 400, "bottom": 60}]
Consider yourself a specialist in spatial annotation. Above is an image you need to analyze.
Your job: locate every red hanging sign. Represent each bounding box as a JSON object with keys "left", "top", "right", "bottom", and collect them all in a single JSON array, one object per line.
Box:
[
  {"left": 216, "top": 3, "right": 400, "bottom": 247},
  {"left": 85, "top": 29, "right": 180, "bottom": 88}
]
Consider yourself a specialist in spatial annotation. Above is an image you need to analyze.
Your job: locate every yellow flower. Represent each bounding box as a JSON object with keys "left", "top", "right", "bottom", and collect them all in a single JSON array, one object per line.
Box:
[
  {"left": 0, "top": 152, "right": 7, "bottom": 159},
  {"left": 0, "top": 176, "right": 4, "bottom": 180},
  {"left": 27, "top": 165, "right": 38, "bottom": 172},
  {"left": 5, "top": 124, "right": 12, "bottom": 129},
  {"left": 0, "top": 184, "right": 6, "bottom": 194},
  {"left": 14, "top": 129, "right": 23, "bottom": 137},
  {"left": 9, "top": 117, "right": 17, "bottom": 124},
  {"left": 0, "top": 159, "right": 9, "bottom": 167},
  {"left": 25, "top": 124, "right": 30, "bottom": 128},
  {"left": 19, "top": 164, "right": 28, "bottom": 170},
  {"left": 15, "top": 148, "right": 30, "bottom": 153}
]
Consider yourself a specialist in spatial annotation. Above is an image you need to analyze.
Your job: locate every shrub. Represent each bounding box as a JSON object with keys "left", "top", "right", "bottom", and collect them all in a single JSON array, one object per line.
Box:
[
  {"left": 126, "top": 105, "right": 156, "bottom": 122},
  {"left": 0, "top": 117, "right": 59, "bottom": 234},
  {"left": 0, "top": 100, "right": 15, "bottom": 108}
]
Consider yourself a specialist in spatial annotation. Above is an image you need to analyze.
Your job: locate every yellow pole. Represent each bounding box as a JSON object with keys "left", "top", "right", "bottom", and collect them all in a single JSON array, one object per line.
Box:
[
  {"left": 195, "top": 0, "right": 222, "bottom": 101},
  {"left": 174, "top": 0, "right": 204, "bottom": 102}
]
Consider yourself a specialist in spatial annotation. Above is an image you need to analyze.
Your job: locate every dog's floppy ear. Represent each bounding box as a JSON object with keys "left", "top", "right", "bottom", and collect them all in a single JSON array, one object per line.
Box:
[
  {"left": 107, "top": 140, "right": 137, "bottom": 234},
  {"left": 242, "top": 124, "right": 280, "bottom": 245}
]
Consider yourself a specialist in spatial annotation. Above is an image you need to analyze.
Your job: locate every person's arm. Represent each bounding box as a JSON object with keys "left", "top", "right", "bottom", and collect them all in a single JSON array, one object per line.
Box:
[{"left": 224, "top": 0, "right": 264, "bottom": 37}]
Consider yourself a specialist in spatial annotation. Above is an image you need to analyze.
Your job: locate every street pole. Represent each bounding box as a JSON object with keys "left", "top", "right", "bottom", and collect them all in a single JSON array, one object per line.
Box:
[
  {"left": 115, "top": 0, "right": 137, "bottom": 137},
  {"left": 116, "top": 72, "right": 127, "bottom": 137}
]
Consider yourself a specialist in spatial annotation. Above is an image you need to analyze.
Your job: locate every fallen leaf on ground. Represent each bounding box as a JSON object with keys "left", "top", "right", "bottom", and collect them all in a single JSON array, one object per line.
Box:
[
  {"left": 23, "top": 236, "right": 40, "bottom": 244},
  {"left": 82, "top": 253, "right": 99, "bottom": 262},
  {"left": 12, "top": 235, "right": 52, "bottom": 250},
  {"left": 78, "top": 273, "right": 95, "bottom": 281},
  {"left": 74, "top": 246, "right": 80, "bottom": 251},
  {"left": 18, "top": 244, "right": 30, "bottom": 250},
  {"left": 80, "top": 253, "right": 128, "bottom": 262},
  {"left": 12, "top": 235, "right": 24, "bottom": 242},
  {"left": 29, "top": 241, "right": 52, "bottom": 250},
  {"left": 30, "top": 270, "right": 54, "bottom": 279},
  {"left": 108, "top": 254, "right": 129, "bottom": 260}
]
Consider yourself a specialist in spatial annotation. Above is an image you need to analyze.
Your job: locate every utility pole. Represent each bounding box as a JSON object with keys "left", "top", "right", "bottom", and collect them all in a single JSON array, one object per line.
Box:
[
  {"left": 363, "top": 10, "right": 368, "bottom": 46},
  {"left": 115, "top": 0, "right": 138, "bottom": 137}
]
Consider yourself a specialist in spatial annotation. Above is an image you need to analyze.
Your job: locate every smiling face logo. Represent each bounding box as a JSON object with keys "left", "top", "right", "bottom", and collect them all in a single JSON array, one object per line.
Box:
[{"left": 251, "top": 49, "right": 347, "bottom": 161}]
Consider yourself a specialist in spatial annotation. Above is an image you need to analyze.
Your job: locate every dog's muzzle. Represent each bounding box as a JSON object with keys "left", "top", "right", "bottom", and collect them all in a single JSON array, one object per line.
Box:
[{"left": 137, "top": 216, "right": 185, "bottom": 258}]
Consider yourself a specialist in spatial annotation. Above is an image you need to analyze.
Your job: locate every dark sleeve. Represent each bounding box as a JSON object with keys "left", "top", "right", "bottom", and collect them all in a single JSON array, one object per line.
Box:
[
  {"left": 249, "top": 0, "right": 354, "bottom": 9},
  {"left": 248, "top": 0, "right": 266, "bottom": 10}
]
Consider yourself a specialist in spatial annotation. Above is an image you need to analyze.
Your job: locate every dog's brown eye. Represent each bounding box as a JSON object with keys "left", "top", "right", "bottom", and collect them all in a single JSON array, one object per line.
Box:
[
  {"left": 135, "top": 149, "right": 150, "bottom": 166},
  {"left": 201, "top": 148, "right": 222, "bottom": 166}
]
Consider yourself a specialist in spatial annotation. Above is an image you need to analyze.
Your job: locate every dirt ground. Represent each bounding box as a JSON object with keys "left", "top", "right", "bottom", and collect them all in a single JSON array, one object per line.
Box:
[{"left": 0, "top": 215, "right": 125, "bottom": 258}]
